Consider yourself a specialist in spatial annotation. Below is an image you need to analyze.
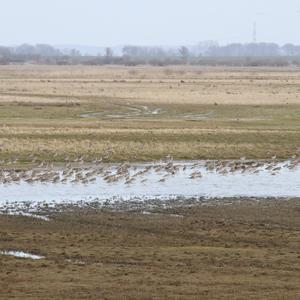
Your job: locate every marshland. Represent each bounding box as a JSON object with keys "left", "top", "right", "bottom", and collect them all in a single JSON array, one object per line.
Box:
[{"left": 1, "top": 65, "right": 300, "bottom": 299}]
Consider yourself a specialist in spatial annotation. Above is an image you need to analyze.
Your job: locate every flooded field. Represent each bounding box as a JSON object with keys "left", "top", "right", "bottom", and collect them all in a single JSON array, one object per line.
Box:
[
  {"left": 1, "top": 159, "right": 299, "bottom": 216},
  {"left": 1, "top": 66, "right": 300, "bottom": 299}
]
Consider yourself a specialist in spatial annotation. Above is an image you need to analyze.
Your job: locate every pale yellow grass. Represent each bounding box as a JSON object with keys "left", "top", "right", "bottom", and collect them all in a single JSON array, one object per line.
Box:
[
  {"left": 0, "top": 65, "right": 299, "bottom": 163},
  {"left": 0, "top": 137, "right": 258, "bottom": 159},
  {"left": 1, "top": 65, "right": 300, "bottom": 105},
  {"left": 0, "top": 126, "right": 298, "bottom": 136}
]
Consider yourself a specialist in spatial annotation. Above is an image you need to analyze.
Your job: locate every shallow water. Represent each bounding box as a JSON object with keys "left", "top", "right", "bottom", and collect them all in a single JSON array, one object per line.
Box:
[
  {"left": 0, "top": 251, "right": 44, "bottom": 260},
  {"left": 1, "top": 161, "right": 299, "bottom": 208},
  {"left": 0, "top": 211, "right": 50, "bottom": 221}
]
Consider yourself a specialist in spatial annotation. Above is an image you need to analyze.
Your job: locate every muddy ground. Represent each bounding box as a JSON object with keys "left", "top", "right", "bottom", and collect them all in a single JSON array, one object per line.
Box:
[{"left": 0, "top": 198, "right": 299, "bottom": 299}]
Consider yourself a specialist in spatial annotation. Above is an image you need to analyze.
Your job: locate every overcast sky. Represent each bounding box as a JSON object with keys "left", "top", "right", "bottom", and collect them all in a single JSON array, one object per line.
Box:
[{"left": 1, "top": 0, "right": 300, "bottom": 46}]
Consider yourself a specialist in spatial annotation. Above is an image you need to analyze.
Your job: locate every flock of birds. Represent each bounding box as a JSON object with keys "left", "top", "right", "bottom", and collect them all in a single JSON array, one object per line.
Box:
[{"left": 0, "top": 155, "right": 299, "bottom": 186}]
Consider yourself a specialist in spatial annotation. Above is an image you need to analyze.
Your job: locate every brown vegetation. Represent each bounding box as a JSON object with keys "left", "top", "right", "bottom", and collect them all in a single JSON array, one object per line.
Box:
[
  {"left": 0, "top": 66, "right": 300, "bottom": 165},
  {"left": 0, "top": 199, "right": 299, "bottom": 299}
]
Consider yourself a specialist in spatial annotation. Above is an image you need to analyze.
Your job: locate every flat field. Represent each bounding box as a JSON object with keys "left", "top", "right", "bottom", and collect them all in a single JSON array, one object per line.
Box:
[
  {"left": 0, "top": 199, "right": 300, "bottom": 299},
  {"left": 1, "top": 66, "right": 300, "bottom": 299},
  {"left": 0, "top": 65, "right": 300, "bottom": 165}
]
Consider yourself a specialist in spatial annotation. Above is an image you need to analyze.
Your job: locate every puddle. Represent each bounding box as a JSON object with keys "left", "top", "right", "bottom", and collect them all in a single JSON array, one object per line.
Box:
[
  {"left": 81, "top": 109, "right": 212, "bottom": 121},
  {"left": 80, "top": 103, "right": 212, "bottom": 121},
  {"left": 66, "top": 259, "right": 86, "bottom": 266},
  {"left": 142, "top": 211, "right": 184, "bottom": 218},
  {"left": 80, "top": 104, "right": 166, "bottom": 119},
  {"left": 0, "top": 160, "right": 299, "bottom": 212},
  {"left": 181, "top": 111, "right": 214, "bottom": 121},
  {"left": 0, "top": 211, "right": 50, "bottom": 221},
  {"left": 0, "top": 251, "right": 45, "bottom": 260}
]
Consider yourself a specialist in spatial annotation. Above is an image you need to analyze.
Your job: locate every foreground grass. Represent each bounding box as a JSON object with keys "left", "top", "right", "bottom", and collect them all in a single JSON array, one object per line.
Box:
[{"left": 0, "top": 199, "right": 299, "bottom": 299}]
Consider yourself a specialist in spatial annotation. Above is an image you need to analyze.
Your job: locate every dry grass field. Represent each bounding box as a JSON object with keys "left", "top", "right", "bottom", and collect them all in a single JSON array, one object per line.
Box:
[
  {"left": 0, "top": 199, "right": 299, "bottom": 299},
  {"left": 0, "top": 65, "right": 300, "bottom": 165}
]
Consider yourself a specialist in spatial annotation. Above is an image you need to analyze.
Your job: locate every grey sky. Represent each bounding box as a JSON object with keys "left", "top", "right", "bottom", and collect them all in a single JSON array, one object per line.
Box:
[{"left": 1, "top": 0, "right": 299, "bottom": 46}]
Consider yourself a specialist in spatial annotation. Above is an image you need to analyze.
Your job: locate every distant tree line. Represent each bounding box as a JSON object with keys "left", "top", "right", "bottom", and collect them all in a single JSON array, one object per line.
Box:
[{"left": 1, "top": 42, "right": 300, "bottom": 67}]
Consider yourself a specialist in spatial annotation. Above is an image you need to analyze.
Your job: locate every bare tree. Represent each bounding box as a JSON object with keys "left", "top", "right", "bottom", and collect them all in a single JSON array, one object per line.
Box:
[
  {"left": 0, "top": 46, "right": 11, "bottom": 58},
  {"left": 179, "top": 46, "right": 189, "bottom": 64},
  {"left": 105, "top": 47, "right": 113, "bottom": 57},
  {"left": 70, "top": 49, "right": 81, "bottom": 57},
  {"left": 104, "top": 47, "right": 114, "bottom": 64}
]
